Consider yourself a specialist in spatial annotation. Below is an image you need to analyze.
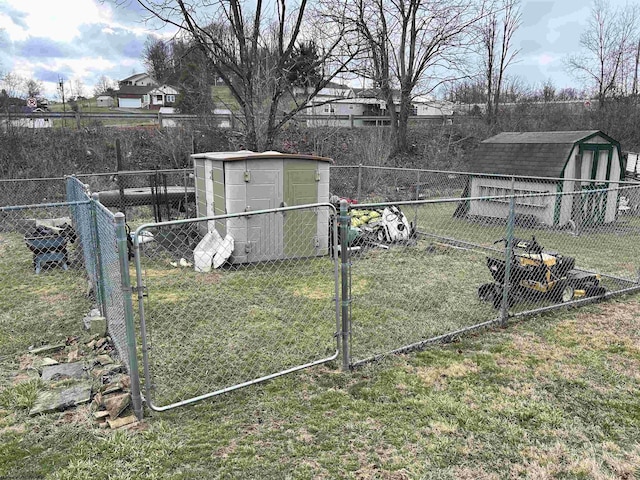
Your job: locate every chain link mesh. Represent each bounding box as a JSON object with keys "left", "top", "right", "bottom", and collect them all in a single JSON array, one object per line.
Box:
[
  {"left": 0, "top": 200, "right": 91, "bottom": 353},
  {"left": 65, "top": 177, "right": 130, "bottom": 369},
  {"left": 134, "top": 205, "right": 339, "bottom": 409},
  {"left": 93, "top": 201, "right": 129, "bottom": 370},
  {"left": 346, "top": 180, "right": 640, "bottom": 365},
  {"left": 0, "top": 178, "right": 67, "bottom": 207}
]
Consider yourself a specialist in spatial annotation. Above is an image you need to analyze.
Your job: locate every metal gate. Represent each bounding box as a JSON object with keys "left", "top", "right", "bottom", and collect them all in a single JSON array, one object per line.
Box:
[{"left": 131, "top": 203, "right": 340, "bottom": 411}]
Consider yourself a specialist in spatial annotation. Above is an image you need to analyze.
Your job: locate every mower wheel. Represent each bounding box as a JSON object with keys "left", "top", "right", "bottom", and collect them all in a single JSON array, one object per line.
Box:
[
  {"left": 586, "top": 285, "right": 607, "bottom": 297},
  {"left": 553, "top": 280, "right": 575, "bottom": 303},
  {"left": 478, "top": 283, "right": 498, "bottom": 303}
]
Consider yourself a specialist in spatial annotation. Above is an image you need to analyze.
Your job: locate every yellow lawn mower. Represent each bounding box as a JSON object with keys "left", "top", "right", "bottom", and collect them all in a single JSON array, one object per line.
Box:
[{"left": 478, "top": 236, "right": 606, "bottom": 308}]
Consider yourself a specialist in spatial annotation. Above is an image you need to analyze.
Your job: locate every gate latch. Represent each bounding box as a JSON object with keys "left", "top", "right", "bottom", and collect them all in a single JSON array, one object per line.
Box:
[{"left": 132, "top": 285, "right": 147, "bottom": 298}]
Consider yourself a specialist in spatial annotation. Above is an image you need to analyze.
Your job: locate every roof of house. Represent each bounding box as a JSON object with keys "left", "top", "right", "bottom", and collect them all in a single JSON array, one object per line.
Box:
[
  {"left": 120, "top": 73, "right": 151, "bottom": 83},
  {"left": 471, "top": 130, "right": 616, "bottom": 177},
  {"left": 117, "top": 85, "right": 154, "bottom": 96},
  {"left": 148, "top": 85, "right": 179, "bottom": 95}
]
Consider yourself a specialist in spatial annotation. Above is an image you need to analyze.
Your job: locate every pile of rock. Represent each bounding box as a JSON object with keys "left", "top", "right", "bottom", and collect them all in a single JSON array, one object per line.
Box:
[{"left": 18, "top": 335, "right": 142, "bottom": 430}]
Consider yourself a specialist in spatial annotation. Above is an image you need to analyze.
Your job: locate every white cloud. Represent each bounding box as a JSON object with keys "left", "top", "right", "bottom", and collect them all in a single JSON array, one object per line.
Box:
[
  {"left": 2, "top": 0, "right": 115, "bottom": 43},
  {"left": 537, "top": 53, "right": 556, "bottom": 66}
]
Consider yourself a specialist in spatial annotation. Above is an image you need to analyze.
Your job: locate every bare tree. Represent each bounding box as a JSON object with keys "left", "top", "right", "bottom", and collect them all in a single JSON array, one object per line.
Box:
[
  {"left": 1, "top": 72, "right": 26, "bottom": 98},
  {"left": 25, "top": 79, "right": 44, "bottom": 98},
  {"left": 478, "top": 0, "right": 521, "bottom": 123},
  {"left": 93, "top": 75, "right": 116, "bottom": 97},
  {"left": 129, "top": 0, "right": 358, "bottom": 150},
  {"left": 143, "top": 36, "right": 175, "bottom": 83},
  {"left": 349, "top": 0, "right": 489, "bottom": 154},
  {"left": 567, "top": 0, "right": 638, "bottom": 107}
]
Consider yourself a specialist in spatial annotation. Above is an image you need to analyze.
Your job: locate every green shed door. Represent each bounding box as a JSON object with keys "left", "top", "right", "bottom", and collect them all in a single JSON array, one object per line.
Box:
[{"left": 284, "top": 160, "right": 318, "bottom": 257}]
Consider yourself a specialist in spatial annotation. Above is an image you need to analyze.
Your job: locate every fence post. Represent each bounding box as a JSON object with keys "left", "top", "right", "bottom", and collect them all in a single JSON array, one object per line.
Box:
[
  {"left": 339, "top": 200, "right": 351, "bottom": 370},
  {"left": 414, "top": 170, "right": 421, "bottom": 230},
  {"left": 90, "top": 194, "right": 108, "bottom": 317},
  {"left": 356, "top": 164, "right": 363, "bottom": 203},
  {"left": 500, "top": 177, "right": 516, "bottom": 326},
  {"left": 115, "top": 213, "right": 144, "bottom": 420}
]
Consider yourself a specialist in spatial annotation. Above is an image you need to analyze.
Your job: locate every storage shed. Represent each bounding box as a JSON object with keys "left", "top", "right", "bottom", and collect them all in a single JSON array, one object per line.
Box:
[
  {"left": 192, "top": 150, "right": 332, "bottom": 264},
  {"left": 468, "top": 131, "right": 624, "bottom": 227}
]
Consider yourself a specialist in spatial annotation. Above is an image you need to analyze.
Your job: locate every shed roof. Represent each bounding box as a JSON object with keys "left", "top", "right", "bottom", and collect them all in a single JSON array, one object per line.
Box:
[
  {"left": 471, "top": 130, "right": 614, "bottom": 177},
  {"left": 191, "top": 150, "right": 333, "bottom": 163}
]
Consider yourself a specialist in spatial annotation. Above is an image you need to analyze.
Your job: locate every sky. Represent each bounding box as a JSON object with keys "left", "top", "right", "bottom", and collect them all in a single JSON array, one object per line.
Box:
[{"left": 0, "top": 0, "right": 633, "bottom": 99}]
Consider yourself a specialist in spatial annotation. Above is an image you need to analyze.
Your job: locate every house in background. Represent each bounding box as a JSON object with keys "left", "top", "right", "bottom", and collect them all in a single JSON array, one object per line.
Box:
[
  {"left": 306, "top": 90, "right": 454, "bottom": 127},
  {"left": 116, "top": 74, "right": 179, "bottom": 110},
  {"left": 148, "top": 85, "right": 179, "bottom": 110},
  {"left": 466, "top": 130, "right": 624, "bottom": 227},
  {"left": 307, "top": 98, "right": 386, "bottom": 127}
]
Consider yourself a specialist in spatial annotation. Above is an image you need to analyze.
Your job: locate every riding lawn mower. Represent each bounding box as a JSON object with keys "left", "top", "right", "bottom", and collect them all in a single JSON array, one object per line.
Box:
[{"left": 478, "top": 237, "right": 606, "bottom": 308}]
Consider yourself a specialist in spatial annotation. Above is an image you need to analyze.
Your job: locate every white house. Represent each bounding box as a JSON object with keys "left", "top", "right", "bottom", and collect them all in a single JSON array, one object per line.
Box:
[
  {"left": 148, "top": 85, "right": 179, "bottom": 110},
  {"left": 306, "top": 95, "right": 455, "bottom": 127}
]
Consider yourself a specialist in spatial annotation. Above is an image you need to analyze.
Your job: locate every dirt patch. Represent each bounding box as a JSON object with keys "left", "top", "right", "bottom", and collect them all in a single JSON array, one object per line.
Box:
[
  {"left": 416, "top": 358, "right": 479, "bottom": 388},
  {"left": 39, "top": 292, "right": 70, "bottom": 305},
  {"left": 213, "top": 439, "right": 238, "bottom": 459},
  {"left": 196, "top": 272, "right": 222, "bottom": 285},
  {"left": 144, "top": 268, "right": 178, "bottom": 279},
  {"left": 453, "top": 467, "right": 499, "bottom": 480},
  {"left": 293, "top": 285, "right": 332, "bottom": 301},
  {"left": 154, "top": 291, "right": 182, "bottom": 303},
  {"left": 56, "top": 404, "right": 92, "bottom": 426}
]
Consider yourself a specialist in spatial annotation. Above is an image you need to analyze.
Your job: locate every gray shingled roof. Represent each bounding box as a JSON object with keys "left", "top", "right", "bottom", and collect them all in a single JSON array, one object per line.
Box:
[
  {"left": 471, "top": 130, "right": 607, "bottom": 177},
  {"left": 117, "top": 85, "right": 154, "bottom": 95}
]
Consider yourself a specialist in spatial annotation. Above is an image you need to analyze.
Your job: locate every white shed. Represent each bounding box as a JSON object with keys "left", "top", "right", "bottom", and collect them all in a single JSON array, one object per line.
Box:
[
  {"left": 96, "top": 96, "right": 114, "bottom": 107},
  {"left": 192, "top": 150, "right": 332, "bottom": 263},
  {"left": 467, "top": 131, "right": 624, "bottom": 227}
]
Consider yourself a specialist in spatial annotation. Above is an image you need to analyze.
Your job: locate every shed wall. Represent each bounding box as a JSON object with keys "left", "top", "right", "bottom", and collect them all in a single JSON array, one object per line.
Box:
[{"left": 469, "top": 177, "right": 556, "bottom": 225}]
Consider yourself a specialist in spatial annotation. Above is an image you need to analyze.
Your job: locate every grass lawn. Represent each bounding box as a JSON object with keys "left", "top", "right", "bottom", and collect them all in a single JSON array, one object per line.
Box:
[{"left": 1, "top": 204, "right": 639, "bottom": 478}]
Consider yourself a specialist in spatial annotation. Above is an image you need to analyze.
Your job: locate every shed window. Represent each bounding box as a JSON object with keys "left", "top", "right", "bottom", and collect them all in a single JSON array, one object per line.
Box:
[{"left": 166, "top": 95, "right": 175, "bottom": 103}]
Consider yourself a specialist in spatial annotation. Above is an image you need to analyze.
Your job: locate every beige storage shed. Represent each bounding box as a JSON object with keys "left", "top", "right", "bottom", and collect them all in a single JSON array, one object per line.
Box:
[{"left": 192, "top": 150, "right": 332, "bottom": 263}]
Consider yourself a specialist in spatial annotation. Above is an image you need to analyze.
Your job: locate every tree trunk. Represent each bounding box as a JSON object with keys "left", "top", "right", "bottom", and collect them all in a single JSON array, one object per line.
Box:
[{"left": 395, "top": 95, "right": 412, "bottom": 154}]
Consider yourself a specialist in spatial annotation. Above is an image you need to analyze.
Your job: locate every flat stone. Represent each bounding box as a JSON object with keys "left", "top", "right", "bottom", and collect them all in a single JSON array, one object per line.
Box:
[
  {"left": 101, "top": 382, "right": 122, "bottom": 395},
  {"left": 29, "top": 382, "right": 92, "bottom": 416},
  {"left": 95, "top": 355, "right": 113, "bottom": 366},
  {"left": 42, "top": 362, "right": 87, "bottom": 381},
  {"left": 30, "top": 344, "right": 66, "bottom": 355},
  {"left": 30, "top": 357, "right": 59, "bottom": 371},
  {"left": 88, "top": 317, "right": 107, "bottom": 337},
  {"left": 67, "top": 349, "right": 81, "bottom": 362},
  {"left": 108, "top": 414, "right": 137, "bottom": 429},
  {"left": 93, "top": 410, "right": 110, "bottom": 419},
  {"left": 104, "top": 393, "right": 130, "bottom": 420}
]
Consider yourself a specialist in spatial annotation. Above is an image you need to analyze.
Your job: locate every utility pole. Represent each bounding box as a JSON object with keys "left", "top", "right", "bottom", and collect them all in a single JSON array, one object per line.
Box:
[{"left": 58, "top": 77, "right": 66, "bottom": 128}]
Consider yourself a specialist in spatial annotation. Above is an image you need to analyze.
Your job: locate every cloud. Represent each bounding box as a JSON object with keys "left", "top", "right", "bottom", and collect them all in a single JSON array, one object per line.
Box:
[
  {"left": 17, "top": 37, "right": 76, "bottom": 59},
  {"left": 537, "top": 54, "right": 556, "bottom": 66}
]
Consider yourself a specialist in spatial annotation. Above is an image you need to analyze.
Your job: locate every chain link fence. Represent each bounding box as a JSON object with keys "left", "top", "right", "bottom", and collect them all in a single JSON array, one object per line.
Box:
[
  {"left": 329, "top": 165, "right": 640, "bottom": 204},
  {"left": 3, "top": 166, "right": 640, "bottom": 414},
  {"left": 131, "top": 204, "right": 340, "bottom": 410},
  {"left": 0, "top": 199, "right": 92, "bottom": 357},
  {"left": 64, "top": 177, "right": 131, "bottom": 370},
  {"left": 344, "top": 182, "right": 640, "bottom": 366}
]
